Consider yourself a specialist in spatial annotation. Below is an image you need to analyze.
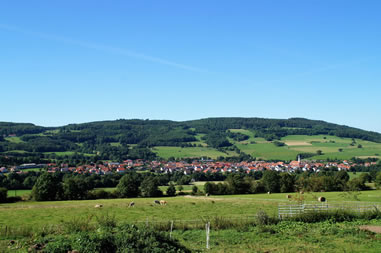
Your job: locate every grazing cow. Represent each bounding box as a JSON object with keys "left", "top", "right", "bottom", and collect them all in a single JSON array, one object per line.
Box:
[
  {"left": 160, "top": 200, "right": 167, "bottom": 206},
  {"left": 128, "top": 201, "right": 135, "bottom": 208},
  {"left": 94, "top": 204, "right": 103, "bottom": 208},
  {"left": 205, "top": 193, "right": 210, "bottom": 197},
  {"left": 286, "top": 194, "right": 292, "bottom": 199},
  {"left": 154, "top": 200, "right": 161, "bottom": 205},
  {"left": 267, "top": 192, "right": 271, "bottom": 195}
]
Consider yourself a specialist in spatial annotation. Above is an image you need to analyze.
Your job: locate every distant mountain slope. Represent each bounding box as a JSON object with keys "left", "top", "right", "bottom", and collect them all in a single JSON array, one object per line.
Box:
[{"left": 0, "top": 118, "right": 380, "bottom": 164}]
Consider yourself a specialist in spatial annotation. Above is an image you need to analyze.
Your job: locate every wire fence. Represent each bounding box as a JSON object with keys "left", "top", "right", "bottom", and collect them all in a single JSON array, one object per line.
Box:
[{"left": 278, "top": 201, "right": 381, "bottom": 219}]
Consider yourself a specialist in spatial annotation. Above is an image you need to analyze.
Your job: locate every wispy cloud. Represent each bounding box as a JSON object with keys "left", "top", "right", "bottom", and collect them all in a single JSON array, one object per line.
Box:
[
  {"left": 258, "top": 57, "right": 374, "bottom": 86},
  {"left": 0, "top": 24, "right": 207, "bottom": 73}
]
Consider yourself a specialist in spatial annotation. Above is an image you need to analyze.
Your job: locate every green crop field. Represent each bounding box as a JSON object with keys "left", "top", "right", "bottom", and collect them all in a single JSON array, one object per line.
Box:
[
  {"left": 4, "top": 137, "right": 24, "bottom": 143},
  {"left": 227, "top": 133, "right": 381, "bottom": 161},
  {"left": 152, "top": 146, "right": 238, "bottom": 159},
  {"left": 43, "top": 151, "right": 95, "bottom": 157}
]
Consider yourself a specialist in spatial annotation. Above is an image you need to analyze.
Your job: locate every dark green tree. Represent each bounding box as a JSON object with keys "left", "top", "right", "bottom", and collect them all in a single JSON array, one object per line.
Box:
[
  {"left": 204, "top": 182, "right": 214, "bottom": 195},
  {"left": 32, "top": 172, "right": 63, "bottom": 201},
  {"left": 117, "top": 173, "right": 140, "bottom": 198},
  {"left": 166, "top": 183, "right": 176, "bottom": 196},
  {"left": 177, "top": 184, "right": 184, "bottom": 193},
  {"left": 279, "top": 173, "right": 295, "bottom": 193},
  {"left": 140, "top": 176, "right": 162, "bottom": 197},
  {"left": 63, "top": 177, "right": 91, "bottom": 200},
  {"left": 0, "top": 187, "right": 7, "bottom": 203},
  {"left": 262, "top": 170, "right": 280, "bottom": 193},
  {"left": 191, "top": 185, "right": 199, "bottom": 195},
  {"left": 226, "top": 174, "right": 249, "bottom": 194}
]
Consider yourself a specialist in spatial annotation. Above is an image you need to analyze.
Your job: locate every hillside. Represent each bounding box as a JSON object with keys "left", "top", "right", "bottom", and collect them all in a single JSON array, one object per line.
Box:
[{"left": 1, "top": 118, "right": 381, "bottom": 165}]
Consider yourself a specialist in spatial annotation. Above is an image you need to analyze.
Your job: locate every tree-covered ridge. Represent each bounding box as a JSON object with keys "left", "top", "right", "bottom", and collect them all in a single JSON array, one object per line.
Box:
[
  {"left": 187, "top": 117, "right": 381, "bottom": 142},
  {"left": 0, "top": 117, "right": 381, "bottom": 165}
]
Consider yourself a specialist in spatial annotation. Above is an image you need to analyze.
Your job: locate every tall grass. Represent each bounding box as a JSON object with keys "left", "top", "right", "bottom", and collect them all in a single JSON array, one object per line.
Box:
[{"left": 285, "top": 208, "right": 381, "bottom": 223}]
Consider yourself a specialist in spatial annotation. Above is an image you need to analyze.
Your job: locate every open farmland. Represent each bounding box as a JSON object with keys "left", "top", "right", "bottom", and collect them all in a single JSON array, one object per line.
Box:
[
  {"left": 2, "top": 189, "right": 381, "bottom": 252},
  {"left": 2, "top": 191, "right": 381, "bottom": 252},
  {"left": 228, "top": 131, "right": 381, "bottom": 160},
  {"left": 152, "top": 146, "right": 238, "bottom": 159},
  {"left": 1, "top": 190, "right": 381, "bottom": 231}
]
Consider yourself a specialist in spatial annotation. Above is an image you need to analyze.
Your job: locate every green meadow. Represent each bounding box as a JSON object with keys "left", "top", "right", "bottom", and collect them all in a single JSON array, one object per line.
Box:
[
  {"left": 2, "top": 190, "right": 381, "bottom": 230},
  {"left": 152, "top": 146, "right": 238, "bottom": 159},
  {"left": 229, "top": 131, "right": 381, "bottom": 161},
  {"left": 2, "top": 190, "right": 381, "bottom": 252}
]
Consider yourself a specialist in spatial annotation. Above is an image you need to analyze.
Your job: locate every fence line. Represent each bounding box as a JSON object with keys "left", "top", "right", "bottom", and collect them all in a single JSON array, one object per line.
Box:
[{"left": 278, "top": 201, "right": 381, "bottom": 219}]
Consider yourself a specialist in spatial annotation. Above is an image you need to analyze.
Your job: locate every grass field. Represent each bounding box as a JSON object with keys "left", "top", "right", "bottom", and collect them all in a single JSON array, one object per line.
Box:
[
  {"left": 2, "top": 190, "right": 381, "bottom": 252},
  {"left": 4, "top": 136, "right": 24, "bottom": 143},
  {"left": 152, "top": 146, "right": 238, "bottom": 159},
  {"left": 227, "top": 132, "right": 381, "bottom": 161},
  {"left": 43, "top": 151, "right": 95, "bottom": 157},
  {"left": 2, "top": 190, "right": 381, "bottom": 229}
]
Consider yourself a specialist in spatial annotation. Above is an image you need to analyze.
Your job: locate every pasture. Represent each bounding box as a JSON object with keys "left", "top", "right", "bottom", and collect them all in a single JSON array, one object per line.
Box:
[
  {"left": 152, "top": 146, "right": 238, "bottom": 159},
  {"left": 1, "top": 190, "right": 381, "bottom": 230},
  {"left": 2, "top": 190, "right": 381, "bottom": 252},
  {"left": 230, "top": 132, "right": 381, "bottom": 161}
]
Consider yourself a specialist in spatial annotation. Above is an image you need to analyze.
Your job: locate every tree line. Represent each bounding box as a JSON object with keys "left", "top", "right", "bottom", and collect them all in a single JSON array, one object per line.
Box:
[{"left": 203, "top": 170, "right": 377, "bottom": 195}]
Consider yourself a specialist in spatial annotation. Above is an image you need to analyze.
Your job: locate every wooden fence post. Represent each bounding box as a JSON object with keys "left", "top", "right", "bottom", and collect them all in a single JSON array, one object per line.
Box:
[
  {"left": 170, "top": 220, "right": 174, "bottom": 239},
  {"left": 206, "top": 222, "right": 210, "bottom": 249}
]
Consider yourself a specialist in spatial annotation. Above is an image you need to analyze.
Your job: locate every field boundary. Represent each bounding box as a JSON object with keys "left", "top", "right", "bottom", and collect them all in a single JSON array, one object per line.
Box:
[{"left": 278, "top": 201, "right": 381, "bottom": 218}]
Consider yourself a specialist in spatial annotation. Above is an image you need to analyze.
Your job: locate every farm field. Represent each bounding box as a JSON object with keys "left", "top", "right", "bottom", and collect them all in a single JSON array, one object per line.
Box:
[
  {"left": 2, "top": 190, "right": 381, "bottom": 252},
  {"left": 228, "top": 131, "right": 381, "bottom": 161},
  {"left": 152, "top": 146, "right": 238, "bottom": 159},
  {"left": 1, "top": 190, "right": 381, "bottom": 229}
]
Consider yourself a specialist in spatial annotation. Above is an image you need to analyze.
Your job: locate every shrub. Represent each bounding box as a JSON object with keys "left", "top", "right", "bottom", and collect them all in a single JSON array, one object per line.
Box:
[
  {"left": 191, "top": 185, "right": 199, "bottom": 195},
  {"left": 87, "top": 189, "right": 111, "bottom": 200},
  {"left": 287, "top": 210, "right": 357, "bottom": 223},
  {"left": 40, "top": 225, "right": 191, "bottom": 253},
  {"left": 256, "top": 210, "right": 270, "bottom": 226},
  {"left": 166, "top": 183, "right": 176, "bottom": 196},
  {"left": 6, "top": 196, "right": 22, "bottom": 203},
  {"left": 0, "top": 187, "right": 7, "bottom": 203}
]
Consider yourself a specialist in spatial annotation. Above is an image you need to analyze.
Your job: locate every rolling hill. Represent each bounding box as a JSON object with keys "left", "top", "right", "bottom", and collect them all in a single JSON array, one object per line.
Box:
[{"left": 1, "top": 117, "right": 381, "bottom": 165}]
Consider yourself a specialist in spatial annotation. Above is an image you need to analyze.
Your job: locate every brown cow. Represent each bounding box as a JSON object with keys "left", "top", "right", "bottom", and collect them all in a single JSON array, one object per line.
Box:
[
  {"left": 160, "top": 200, "right": 167, "bottom": 206},
  {"left": 128, "top": 201, "right": 135, "bottom": 208}
]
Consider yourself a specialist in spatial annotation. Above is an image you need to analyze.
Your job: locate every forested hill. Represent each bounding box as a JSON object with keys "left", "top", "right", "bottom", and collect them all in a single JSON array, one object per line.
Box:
[{"left": 0, "top": 118, "right": 381, "bottom": 165}]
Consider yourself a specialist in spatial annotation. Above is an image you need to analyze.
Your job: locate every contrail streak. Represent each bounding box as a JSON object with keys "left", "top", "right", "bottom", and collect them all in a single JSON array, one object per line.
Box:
[
  {"left": 258, "top": 56, "right": 374, "bottom": 86},
  {"left": 0, "top": 24, "right": 207, "bottom": 73}
]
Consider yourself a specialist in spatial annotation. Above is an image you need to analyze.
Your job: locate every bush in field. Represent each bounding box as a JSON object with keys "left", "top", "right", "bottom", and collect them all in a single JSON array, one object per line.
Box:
[
  {"left": 191, "top": 185, "right": 199, "bottom": 195},
  {"left": 87, "top": 189, "right": 118, "bottom": 199},
  {"left": 32, "top": 173, "right": 63, "bottom": 201},
  {"left": 347, "top": 177, "right": 367, "bottom": 191},
  {"left": 166, "top": 183, "right": 176, "bottom": 196},
  {"left": 117, "top": 173, "right": 140, "bottom": 198},
  {"left": 262, "top": 170, "right": 280, "bottom": 193},
  {"left": 140, "top": 176, "right": 163, "bottom": 197},
  {"left": 42, "top": 225, "right": 191, "bottom": 253},
  {"left": 375, "top": 172, "right": 381, "bottom": 188},
  {"left": 0, "top": 187, "right": 7, "bottom": 203},
  {"left": 63, "top": 177, "right": 92, "bottom": 200}
]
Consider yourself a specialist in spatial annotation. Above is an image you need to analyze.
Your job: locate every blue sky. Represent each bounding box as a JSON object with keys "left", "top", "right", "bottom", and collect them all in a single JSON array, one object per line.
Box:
[{"left": 1, "top": 1, "right": 380, "bottom": 132}]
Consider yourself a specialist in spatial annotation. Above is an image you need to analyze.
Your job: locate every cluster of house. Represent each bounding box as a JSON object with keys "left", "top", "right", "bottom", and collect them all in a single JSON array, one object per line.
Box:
[{"left": 0, "top": 159, "right": 378, "bottom": 175}]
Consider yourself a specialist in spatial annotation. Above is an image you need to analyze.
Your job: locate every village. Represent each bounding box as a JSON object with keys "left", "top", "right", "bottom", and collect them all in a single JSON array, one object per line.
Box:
[{"left": 1, "top": 158, "right": 377, "bottom": 175}]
